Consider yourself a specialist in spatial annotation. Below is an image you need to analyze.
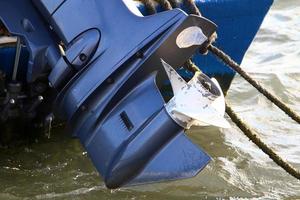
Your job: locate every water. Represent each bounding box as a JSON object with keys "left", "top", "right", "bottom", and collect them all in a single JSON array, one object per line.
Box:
[{"left": 0, "top": 0, "right": 300, "bottom": 199}]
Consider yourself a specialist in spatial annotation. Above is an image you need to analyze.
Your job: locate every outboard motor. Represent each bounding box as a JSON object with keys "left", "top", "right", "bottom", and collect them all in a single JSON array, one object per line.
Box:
[{"left": 0, "top": 0, "right": 229, "bottom": 188}]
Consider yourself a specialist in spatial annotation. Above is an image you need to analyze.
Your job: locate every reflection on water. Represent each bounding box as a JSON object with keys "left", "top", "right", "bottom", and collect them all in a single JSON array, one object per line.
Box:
[{"left": 0, "top": 0, "right": 300, "bottom": 199}]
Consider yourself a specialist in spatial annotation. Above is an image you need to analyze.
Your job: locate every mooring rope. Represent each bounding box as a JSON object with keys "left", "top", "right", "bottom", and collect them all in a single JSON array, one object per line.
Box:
[
  {"left": 184, "top": 58, "right": 201, "bottom": 73},
  {"left": 154, "top": 0, "right": 172, "bottom": 10},
  {"left": 140, "top": 0, "right": 157, "bottom": 14},
  {"left": 168, "top": 0, "right": 179, "bottom": 8},
  {"left": 182, "top": 0, "right": 201, "bottom": 16},
  {"left": 208, "top": 45, "right": 300, "bottom": 124},
  {"left": 138, "top": 0, "right": 300, "bottom": 181},
  {"left": 226, "top": 103, "right": 300, "bottom": 179}
]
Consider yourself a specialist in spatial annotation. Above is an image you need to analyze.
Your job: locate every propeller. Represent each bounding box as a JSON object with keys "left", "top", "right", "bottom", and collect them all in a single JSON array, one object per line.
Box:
[{"left": 162, "top": 59, "right": 230, "bottom": 129}]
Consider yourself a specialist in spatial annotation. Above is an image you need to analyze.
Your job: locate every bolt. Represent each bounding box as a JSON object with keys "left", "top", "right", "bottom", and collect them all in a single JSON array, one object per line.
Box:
[
  {"left": 79, "top": 53, "right": 87, "bottom": 62},
  {"left": 38, "top": 96, "right": 44, "bottom": 101},
  {"left": 9, "top": 99, "right": 15, "bottom": 104}
]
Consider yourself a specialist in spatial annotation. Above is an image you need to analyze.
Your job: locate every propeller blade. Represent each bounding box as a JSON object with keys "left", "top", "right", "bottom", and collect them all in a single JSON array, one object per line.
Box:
[
  {"left": 161, "top": 59, "right": 187, "bottom": 96},
  {"left": 163, "top": 60, "right": 230, "bottom": 129}
]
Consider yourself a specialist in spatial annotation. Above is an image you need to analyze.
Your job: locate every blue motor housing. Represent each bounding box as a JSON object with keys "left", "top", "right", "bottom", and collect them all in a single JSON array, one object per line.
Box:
[{"left": 30, "top": 0, "right": 217, "bottom": 188}]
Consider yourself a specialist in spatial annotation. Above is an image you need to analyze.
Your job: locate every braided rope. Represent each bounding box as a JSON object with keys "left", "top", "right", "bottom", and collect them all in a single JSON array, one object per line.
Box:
[
  {"left": 168, "top": 0, "right": 179, "bottom": 8},
  {"left": 208, "top": 45, "right": 300, "bottom": 124},
  {"left": 226, "top": 103, "right": 300, "bottom": 179},
  {"left": 139, "top": 0, "right": 157, "bottom": 14},
  {"left": 184, "top": 59, "right": 201, "bottom": 73},
  {"left": 154, "top": 0, "right": 172, "bottom": 10},
  {"left": 183, "top": 0, "right": 201, "bottom": 16}
]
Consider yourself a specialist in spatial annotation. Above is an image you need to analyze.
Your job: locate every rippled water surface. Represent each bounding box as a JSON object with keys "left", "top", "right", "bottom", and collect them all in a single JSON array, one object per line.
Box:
[{"left": 1, "top": 0, "right": 300, "bottom": 199}]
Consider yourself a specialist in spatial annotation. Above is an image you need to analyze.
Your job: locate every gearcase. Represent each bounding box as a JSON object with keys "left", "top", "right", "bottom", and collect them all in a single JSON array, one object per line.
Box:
[{"left": 0, "top": 0, "right": 230, "bottom": 188}]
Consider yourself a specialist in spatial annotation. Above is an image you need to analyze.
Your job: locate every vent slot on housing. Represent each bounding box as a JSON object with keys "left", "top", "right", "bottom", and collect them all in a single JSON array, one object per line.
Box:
[{"left": 120, "top": 111, "right": 134, "bottom": 131}]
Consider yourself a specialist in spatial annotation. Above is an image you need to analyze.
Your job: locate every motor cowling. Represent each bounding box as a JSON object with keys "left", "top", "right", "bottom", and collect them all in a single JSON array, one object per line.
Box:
[{"left": 1, "top": 0, "right": 219, "bottom": 188}]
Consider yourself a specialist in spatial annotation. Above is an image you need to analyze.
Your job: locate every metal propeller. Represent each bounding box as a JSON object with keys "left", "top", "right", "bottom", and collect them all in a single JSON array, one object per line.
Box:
[{"left": 162, "top": 59, "right": 231, "bottom": 129}]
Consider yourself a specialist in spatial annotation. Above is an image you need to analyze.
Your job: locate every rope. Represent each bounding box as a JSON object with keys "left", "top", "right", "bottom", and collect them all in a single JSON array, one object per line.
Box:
[
  {"left": 183, "top": 0, "right": 201, "bottom": 16},
  {"left": 140, "top": 0, "right": 157, "bottom": 14},
  {"left": 154, "top": 0, "right": 172, "bottom": 10},
  {"left": 168, "top": 0, "right": 179, "bottom": 8},
  {"left": 208, "top": 45, "right": 300, "bottom": 124},
  {"left": 226, "top": 102, "right": 300, "bottom": 179},
  {"left": 184, "top": 59, "right": 201, "bottom": 73}
]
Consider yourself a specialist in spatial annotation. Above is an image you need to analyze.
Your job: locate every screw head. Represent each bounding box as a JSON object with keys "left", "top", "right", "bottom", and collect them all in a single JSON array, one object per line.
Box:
[
  {"left": 79, "top": 53, "right": 87, "bottom": 62},
  {"left": 38, "top": 96, "right": 44, "bottom": 101},
  {"left": 9, "top": 99, "right": 15, "bottom": 104}
]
